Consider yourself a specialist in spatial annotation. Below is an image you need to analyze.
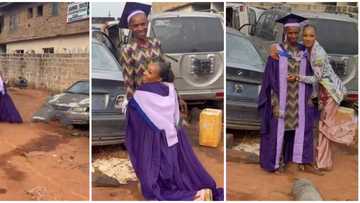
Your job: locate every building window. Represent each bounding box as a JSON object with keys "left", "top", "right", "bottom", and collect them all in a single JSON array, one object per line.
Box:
[
  {"left": 15, "top": 50, "right": 24, "bottom": 54},
  {"left": 43, "top": 47, "right": 54, "bottom": 54},
  {"left": 52, "top": 2, "right": 59, "bottom": 16},
  {"left": 37, "top": 5, "right": 43, "bottom": 16},
  {"left": 9, "top": 14, "right": 17, "bottom": 31},
  {"left": 27, "top": 7, "right": 33, "bottom": 18}
]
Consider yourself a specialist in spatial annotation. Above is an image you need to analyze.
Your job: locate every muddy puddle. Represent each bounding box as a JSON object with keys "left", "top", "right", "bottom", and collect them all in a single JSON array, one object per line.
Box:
[{"left": 0, "top": 134, "right": 69, "bottom": 181}]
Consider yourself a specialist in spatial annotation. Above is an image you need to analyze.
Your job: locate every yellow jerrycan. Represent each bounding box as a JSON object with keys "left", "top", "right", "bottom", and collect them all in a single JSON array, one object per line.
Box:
[{"left": 199, "top": 108, "right": 222, "bottom": 147}]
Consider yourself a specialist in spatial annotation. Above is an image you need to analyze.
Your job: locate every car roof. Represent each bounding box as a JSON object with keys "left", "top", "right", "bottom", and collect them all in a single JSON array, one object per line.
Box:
[
  {"left": 73, "top": 79, "right": 89, "bottom": 83},
  {"left": 150, "top": 11, "right": 223, "bottom": 20},
  {"left": 226, "top": 2, "right": 245, "bottom": 8},
  {"left": 266, "top": 8, "right": 357, "bottom": 23},
  {"left": 294, "top": 11, "right": 357, "bottom": 23},
  {"left": 226, "top": 27, "right": 250, "bottom": 39},
  {"left": 92, "top": 38, "right": 104, "bottom": 47}
]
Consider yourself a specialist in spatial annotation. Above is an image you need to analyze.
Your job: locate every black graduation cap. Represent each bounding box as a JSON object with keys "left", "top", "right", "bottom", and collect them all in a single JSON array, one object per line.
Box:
[
  {"left": 119, "top": 2, "right": 151, "bottom": 29},
  {"left": 276, "top": 13, "right": 307, "bottom": 27}
]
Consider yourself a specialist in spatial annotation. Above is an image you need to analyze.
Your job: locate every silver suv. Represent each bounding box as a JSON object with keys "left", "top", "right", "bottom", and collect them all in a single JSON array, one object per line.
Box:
[{"left": 149, "top": 12, "right": 224, "bottom": 106}]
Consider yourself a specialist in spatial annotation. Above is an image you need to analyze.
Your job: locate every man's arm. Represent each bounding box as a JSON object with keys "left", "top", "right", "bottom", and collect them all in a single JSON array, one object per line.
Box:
[{"left": 119, "top": 47, "right": 135, "bottom": 100}]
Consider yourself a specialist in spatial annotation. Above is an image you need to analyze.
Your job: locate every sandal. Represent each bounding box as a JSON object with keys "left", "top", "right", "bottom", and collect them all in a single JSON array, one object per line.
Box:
[{"left": 299, "top": 164, "right": 324, "bottom": 176}]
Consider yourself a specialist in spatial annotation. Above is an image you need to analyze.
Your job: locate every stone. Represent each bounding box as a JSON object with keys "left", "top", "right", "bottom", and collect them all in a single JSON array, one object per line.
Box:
[{"left": 292, "top": 178, "right": 323, "bottom": 201}]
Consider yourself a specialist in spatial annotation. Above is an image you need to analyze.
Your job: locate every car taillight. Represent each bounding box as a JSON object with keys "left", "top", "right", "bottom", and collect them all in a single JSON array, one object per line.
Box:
[
  {"left": 346, "top": 93, "right": 358, "bottom": 102},
  {"left": 216, "top": 92, "right": 224, "bottom": 98}
]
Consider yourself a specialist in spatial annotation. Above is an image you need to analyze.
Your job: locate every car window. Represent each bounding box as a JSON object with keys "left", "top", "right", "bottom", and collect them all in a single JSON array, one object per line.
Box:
[
  {"left": 248, "top": 8, "right": 256, "bottom": 25},
  {"left": 255, "top": 13, "right": 266, "bottom": 36},
  {"left": 66, "top": 81, "right": 89, "bottom": 94},
  {"left": 233, "top": 9, "right": 241, "bottom": 30},
  {"left": 92, "top": 42, "right": 122, "bottom": 72},
  {"left": 306, "top": 18, "right": 358, "bottom": 55},
  {"left": 151, "top": 17, "right": 223, "bottom": 53},
  {"left": 263, "top": 13, "right": 276, "bottom": 41},
  {"left": 227, "top": 33, "right": 264, "bottom": 71}
]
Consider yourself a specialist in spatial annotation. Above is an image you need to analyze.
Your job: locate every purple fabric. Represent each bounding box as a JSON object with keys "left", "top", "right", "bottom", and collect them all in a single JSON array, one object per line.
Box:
[
  {"left": 275, "top": 47, "right": 288, "bottom": 168},
  {"left": 137, "top": 82, "right": 169, "bottom": 96},
  {"left": 0, "top": 83, "right": 23, "bottom": 123},
  {"left": 276, "top": 45, "right": 307, "bottom": 165},
  {"left": 133, "top": 82, "right": 179, "bottom": 147},
  {"left": 0, "top": 76, "right": 4, "bottom": 95},
  {"left": 258, "top": 52, "right": 316, "bottom": 172},
  {"left": 126, "top": 83, "right": 223, "bottom": 200}
]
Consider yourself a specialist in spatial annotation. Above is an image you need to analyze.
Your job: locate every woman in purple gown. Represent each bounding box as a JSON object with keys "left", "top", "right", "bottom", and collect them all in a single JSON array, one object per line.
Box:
[
  {"left": 125, "top": 61, "right": 223, "bottom": 201},
  {"left": 0, "top": 73, "right": 23, "bottom": 123}
]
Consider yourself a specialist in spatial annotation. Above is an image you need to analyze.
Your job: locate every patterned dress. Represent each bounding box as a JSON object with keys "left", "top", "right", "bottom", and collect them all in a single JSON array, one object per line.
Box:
[
  {"left": 298, "top": 41, "right": 353, "bottom": 169},
  {"left": 271, "top": 44, "right": 301, "bottom": 130},
  {"left": 299, "top": 40, "right": 346, "bottom": 104},
  {"left": 120, "top": 37, "right": 162, "bottom": 100},
  {"left": 285, "top": 45, "right": 301, "bottom": 130}
]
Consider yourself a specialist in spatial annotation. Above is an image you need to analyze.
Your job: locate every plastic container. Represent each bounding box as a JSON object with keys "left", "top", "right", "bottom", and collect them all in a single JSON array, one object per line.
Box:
[{"left": 199, "top": 108, "right": 222, "bottom": 147}]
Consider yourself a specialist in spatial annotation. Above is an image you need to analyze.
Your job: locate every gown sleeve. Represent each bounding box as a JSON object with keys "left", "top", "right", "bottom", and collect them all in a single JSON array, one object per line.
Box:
[{"left": 258, "top": 57, "right": 276, "bottom": 134}]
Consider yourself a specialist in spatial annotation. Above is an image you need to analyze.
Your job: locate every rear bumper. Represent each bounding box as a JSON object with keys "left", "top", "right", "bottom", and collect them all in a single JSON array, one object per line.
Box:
[
  {"left": 178, "top": 88, "right": 224, "bottom": 101},
  {"left": 92, "top": 112, "right": 126, "bottom": 146},
  {"left": 226, "top": 100, "right": 260, "bottom": 130},
  {"left": 63, "top": 111, "right": 89, "bottom": 125}
]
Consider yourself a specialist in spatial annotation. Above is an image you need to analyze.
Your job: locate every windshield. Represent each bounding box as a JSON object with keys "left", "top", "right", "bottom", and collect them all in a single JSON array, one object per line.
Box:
[
  {"left": 227, "top": 33, "right": 264, "bottom": 71},
  {"left": 92, "top": 42, "right": 122, "bottom": 72},
  {"left": 151, "top": 17, "right": 223, "bottom": 53},
  {"left": 66, "top": 81, "right": 89, "bottom": 94},
  {"left": 308, "top": 18, "right": 358, "bottom": 55}
]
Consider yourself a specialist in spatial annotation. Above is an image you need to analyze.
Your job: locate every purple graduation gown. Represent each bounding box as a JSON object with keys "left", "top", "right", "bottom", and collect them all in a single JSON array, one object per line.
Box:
[
  {"left": 258, "top": 45, "right": 317, "bottom": 172},
  {"left": 0, "top": 83, "right": 23, "bottom": 123},
  {"left": 125, "top": 82, "right": 223, "bottom": 201}
]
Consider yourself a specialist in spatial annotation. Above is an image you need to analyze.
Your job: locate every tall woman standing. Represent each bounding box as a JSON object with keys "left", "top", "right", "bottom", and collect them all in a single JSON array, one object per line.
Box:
[
  {"left": 296, "top": 25, "right": 355, "bottom": 170},
  {"left": 0, "top": 72, "right": 23, "bottom": 123}
]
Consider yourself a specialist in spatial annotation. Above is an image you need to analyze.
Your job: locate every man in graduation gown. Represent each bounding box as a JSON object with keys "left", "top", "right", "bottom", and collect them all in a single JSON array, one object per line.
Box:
[
  {"left": 118, "top": 2, "right": 162, "bottom": 101},
  {"left": 258, "top": 14, "right": 317, "bottom": 173}
]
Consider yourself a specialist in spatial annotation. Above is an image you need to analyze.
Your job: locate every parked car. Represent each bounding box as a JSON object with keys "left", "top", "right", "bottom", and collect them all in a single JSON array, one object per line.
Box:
[
  {"left": 92, "top": 34, "right": 125, "bottom": 146},
  {"left": 149, "top": 12, "right": 224, "bottom": 108},
  {"left": 32, "top": 80, "right": 89, "bottom": 126},
  {"left": 226, "top": 28, "right": 265, "bottom": 130},
  {"left": 245, "top": 9, "right": 358, "bottom": 106}
]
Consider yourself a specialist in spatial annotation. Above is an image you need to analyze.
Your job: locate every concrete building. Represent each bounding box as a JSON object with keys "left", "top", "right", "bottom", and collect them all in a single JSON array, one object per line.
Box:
[
  {"left": 152, "top": 2, "right": 224, "bottom": 15},
  {"left": 0, "top": 2, "right": 89, "bottom": 54},
  {"left": 246, "top": 2, "right": 357, "bottom": 17}
]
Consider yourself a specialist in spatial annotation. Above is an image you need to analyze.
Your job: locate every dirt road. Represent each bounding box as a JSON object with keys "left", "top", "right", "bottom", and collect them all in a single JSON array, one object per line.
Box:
[
  {"left": 227, "top": 131, "right": 358, "bottom": 201},
  {"left": 92, "top": 125, "right": 224, "bottom": 201},
  {"left": 0, "top": 88, "right": 89, "bottom": 200}
]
